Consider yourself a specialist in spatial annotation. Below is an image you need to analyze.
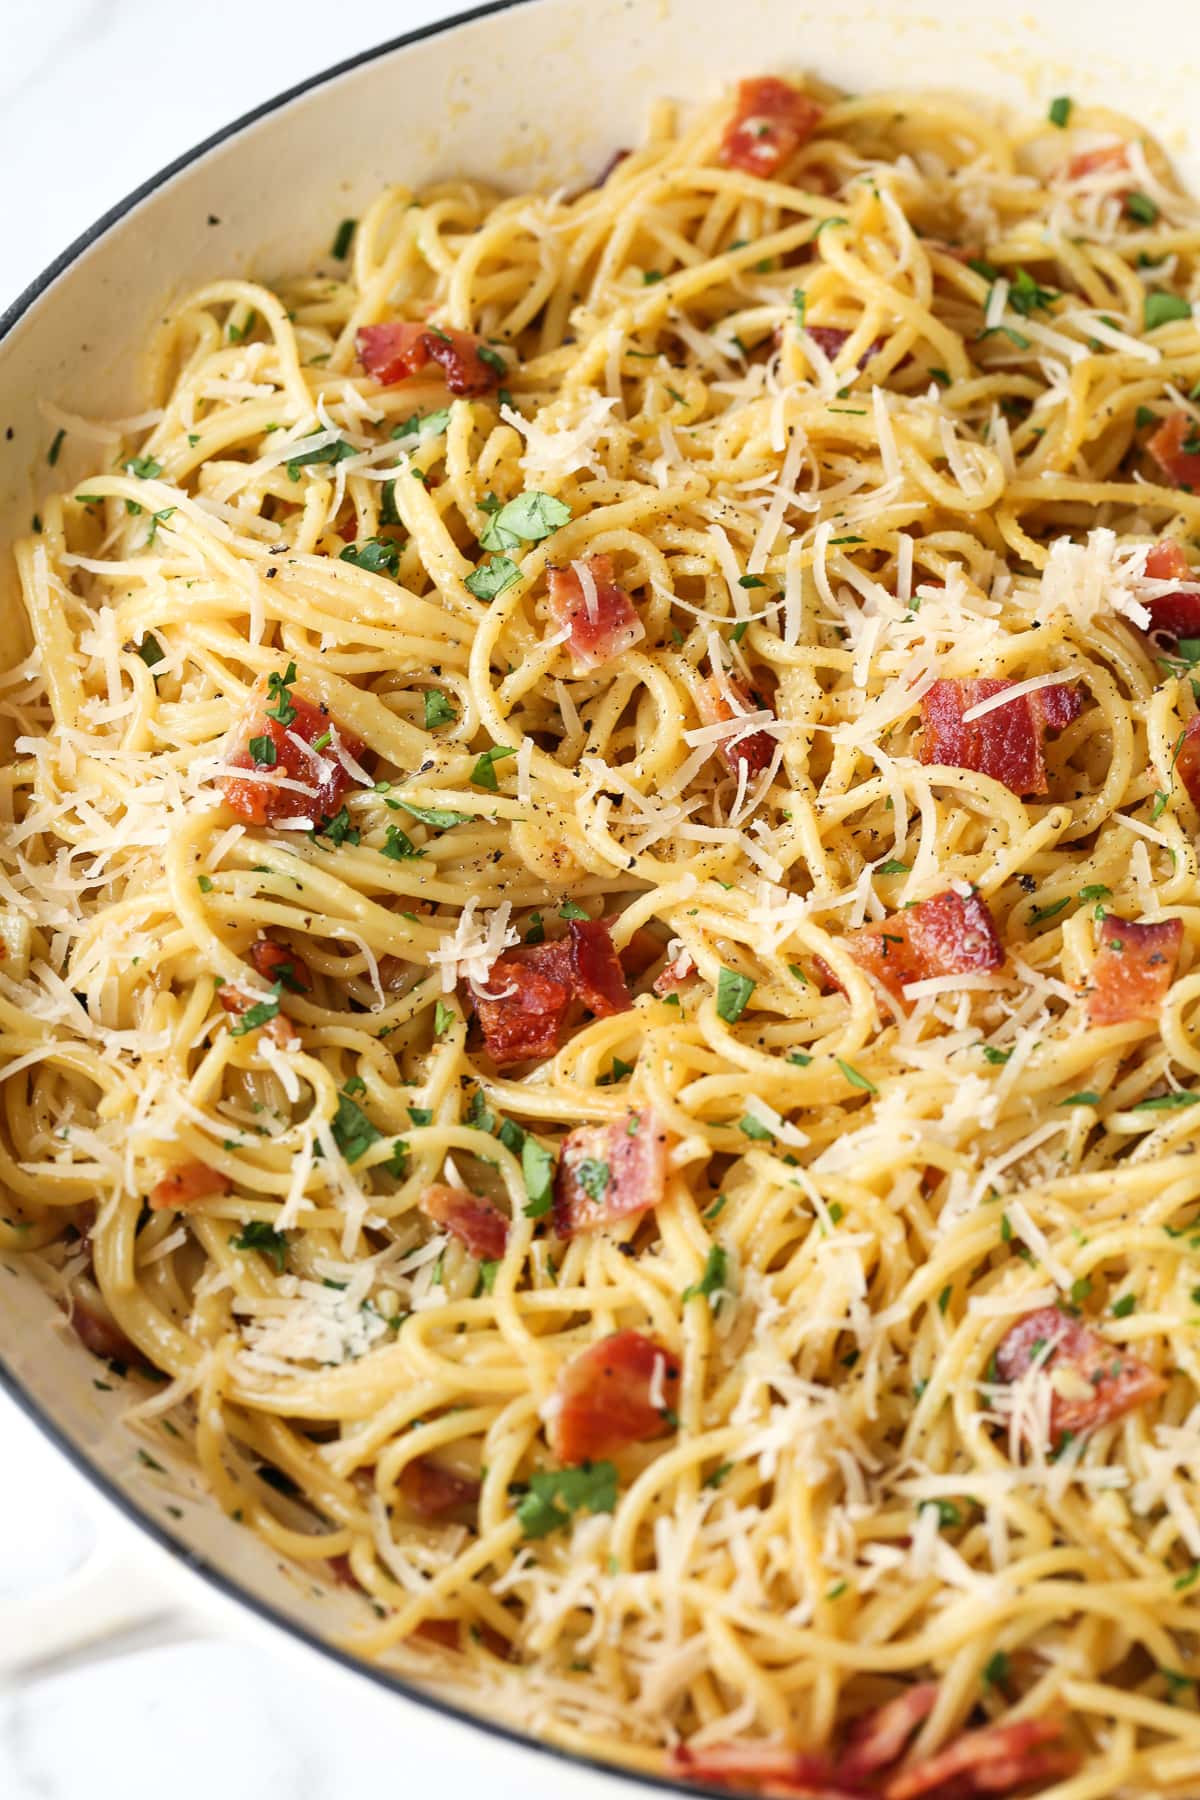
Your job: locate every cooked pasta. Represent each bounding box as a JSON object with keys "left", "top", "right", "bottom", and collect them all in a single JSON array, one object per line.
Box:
[{"left": 6, "top": 68, "right": 1200, "bottom": 1798}]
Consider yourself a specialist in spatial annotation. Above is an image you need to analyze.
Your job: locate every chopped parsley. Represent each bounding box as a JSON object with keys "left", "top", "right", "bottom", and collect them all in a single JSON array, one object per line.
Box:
[
  {"left": 340, "top": 537, "right": 400, "bottom": 577},
  {"left": 521, "top": 1137, "right": 556, "bottom": 1218},
  {"left": 396, "top": 799, "right": 474, "bottom": 829},
  {"left": 247, "top": 735, "right": 277, "bottom": 767},
  {"left": 434, "top": 1000, "right": 457, "bottom": 1037},
  {"left": 837, "top": 1058, "right": 877, "bottom": 1096},
  {"left": 124, "top": 455, "right": 163, "bottom": 480},
  {"left": 1132, "top": 1091, "right": 1200, "bottom": 1111},
  {"left": 228, "top": 981, "right": 282, "bottom": 1037},
  {"left": 716, "top": 967, "right": 754, "bottom": 1023},
  {"left": 682, "top": 1244, "right": 730, "bottom": 1308},
  {"left": 1060, "top": 1091, "right": 1101, "bottom": 1107},
  {"left": 423, "top": 690, "right": 456, "bottom": 729},
  {"left": 738, "top": 1115, "right": 774, "bottom": 1141},
  {"left": 1145, "top": 292, "right": 1193, "bottom": 332},
  {"left": 229, "top": 1221, "right": 288, "bottom": 1272},
  {"left": 1125, "top": 192, "right": 1159, "bottom": 225},
  {"left": 517, "top": 1461, "right": 617, "bottom": 1538},
  {"left": 1111, "top": 1293, "right": 1136, "bottom": 1318},
  {"left": 331, "top": 217, "right": 357, "bottom": 259},
  {"left": 471, "top": 745, "right": 517, "bottom": 791},
  {"left": 381, "top": 823, "right": 423, "bottom": 861},
  {"left": 576, "top": 1158, "right": 610, "bottom": 1201},
  {"left": 465, "top": 556, "right": 522, "bottom": 600},
  {"left": 877, "top": 858, "right": 909, "bottom": 875},
  {"left": 331, "top": 1083, "right": 380, "bottom": 1162},
  {"left": 1048, "top": 96, "right": 1072, "bottom": 127},
  {"left": 284, "top": 435, "right": 357, "bottom": 480},
  {"left": 136, "top": 633, "right": 165, "bottom": 671},
  {"left": 480, "top": 490, "right": 571, "bottom": 553},
  {"left": 317, "top": 806, "right": 359, "bottom": 847}
]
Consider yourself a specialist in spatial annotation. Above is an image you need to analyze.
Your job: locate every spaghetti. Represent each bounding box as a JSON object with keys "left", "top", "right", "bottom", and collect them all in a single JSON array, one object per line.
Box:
[{"left": 5, "top": 70, "right": 1200, "bottom": 1798}]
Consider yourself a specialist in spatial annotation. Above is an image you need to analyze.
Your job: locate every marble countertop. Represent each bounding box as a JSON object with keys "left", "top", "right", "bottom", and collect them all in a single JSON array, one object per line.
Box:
[{"left": 0, "top": 4, "right": 575, "bottom": 1795}]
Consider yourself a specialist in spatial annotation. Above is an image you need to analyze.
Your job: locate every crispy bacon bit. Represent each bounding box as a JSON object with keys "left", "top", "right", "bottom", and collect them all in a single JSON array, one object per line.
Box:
[
  {"left": 552, "top": 1329, "right": 680, "bottom": 1464},
  {"left": 668, "top": 1744, "right": 846, "bottom": 1797},
  {"left": 698, "top": 675, "right": 778, "bottom": 778},
  {"left": 553, "top": 1108, "right": 667, "bottom": 1237},
  {"left": 843, "top": 890, "right": 1004, "bottom": 1011},
  {"left": 995, "top": 1306, "right": 1167, "bottom": 1442},
  {"left": 919, "top": 677, "right": 1080, "bottom": 795},
  {"left": 570, "top": 917, "right": 633, "bottom": 1016},
  {"left": 218, "top": 675, "right": 362, "bottom": 828},
  {"left": 1149, "top": 412, "right": 1200, "bottom": 492},
  {"left": 218, "top": 985, "right": 293, "bottom": 1047},
  {"left": 356, "top": 320, "right": 502, "bottom": 396},
  {"left": 719, "top": 77, "right": 824, "bottom": 179},
  {"left": 327, "top": 1552, "right": 362, "bottom": 1590},
  {"left": 1143, "top": 540, "right": 1200, "bottom": 638},
  {"left": 838, "top": 1685, "right": 939, "bottom": 1783},
  {"left": 475, "top": 921, "right": 632, "bottom": 1067},
  {"left": 149, "top": 1161, "right": 232, "bottom": 1212},
  {"left": 547, "top": 554, "right": 645, "bottom": 669},
  {"left": 618, "top": 926, "right": 666, "bottom": 979},
  {"left": 883, "top": 1714, "right": 1078, "bottom": 1800},
  {"left": 248, "top": 937, "right": 311, "bottom": 993},
  {"left": 670, "top": 1685, "right": 936, "bottom": 1798},
  {"left": 805, "top": 326, "right": 885, "bottom": 370},
  {"left": 1086, "top": 915, "right": 1182, "bottom": 1025},
  {"left": 414, "top": 1618, "right": 463, "bottom": 1651},
  {"left": 399, "top": 1456, "right": 482, "bottom": 1519},
  {"left": 1066, "top": 143, "right": 1131, "bottom": 184},
  {"left": 654, "top": 947, "right": 697, "bottom": 995},
  {"left": 419, "top": 1183, "right": 509, "bottom": 1261},
  {"left": 69, "top": 1295, "right": 139, "bottom": 1366}
]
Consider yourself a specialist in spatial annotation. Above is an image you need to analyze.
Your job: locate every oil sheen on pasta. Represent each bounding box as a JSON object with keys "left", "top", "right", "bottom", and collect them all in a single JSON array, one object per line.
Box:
[{"left": 5, "top": 71, "right": 1200, "bottom": 1800}]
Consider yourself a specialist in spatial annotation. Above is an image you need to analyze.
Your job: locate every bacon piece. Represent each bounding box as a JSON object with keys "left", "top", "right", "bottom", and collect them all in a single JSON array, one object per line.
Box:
[
  {"left": 1175, "top": 715, "right": 1200, "bottom": 821},
  {"left": 218, "top": 985, "right": 293, "bottom": 1048},
  {"left": 1149, "top": 412, "right": 1200, "bottom": 492},
  {"left": 995, "top": 1306, "right": 1167, "bottom": 1443},
  {"left": 719, "top": 77, "right": 824, "bottom": 179},
  {"left": 1143, "top": 540, "right": 1200, "bottom": 638},
  {"left": 805, "top": 326, "right": 885, "bottom": 370},
  {"left": 69, "top": 1294, "right": 140, "bottom": 1365},
  {"left": 552, "top": 1329, "right": 680, "bottom": 1464},
  {"left": 474, "top": 939, "right": 574, "bottom": 1066},
  {"left": 618, "top": 926, "right": 666, "bottom": 979},
  {"left": 1065, "top": 143, "right": 1130, "bottom": 185},
  {"left": 654, "top": 947, "right": 697, "bottom": 995},
  {"left": 668, "top": 1744, "right": 852, "bottom": 1798},
  {"left": 327, "top": 1552, "right": 362, "bottom": 1590},
  {"left": 149, "top": 1161, "right": 232, "bottom": 1212},
  {"left": 919, "top": 677, "right": 1080, "bottom": 795},
  {"left": 419, "top": 1183, "right": 509, "bottom": 1260},
  {"left": 414, "top": 1618, "right": 463, "bottom": 1651},
  {"left": 218, "top": 675, "right": 362, "bottom": 828},
  {"left": 399, "top": 1455, "right": 481, "bottom": 1519},
  {"left": 553, "top": 1108, "right": 668, "bottom": 1237},
  {"left": 837, "top": 1685, "right": 939, "bottom": 1784},
  {"left": 547, "top": 554, "right": 645, "bottom": 669},
  {"left": 474, "top": 921, "right": 632, "bottom": 1067},
  {"left": 698, "top": 675, "right": 778, "bottom": 779},
  {"left": 883, "top": 1715, "right": 1077, "bottom": 1800},
  {"left": 248, "top": 937, "right": 311, "bottom": 993},
  {"left": 356, "top": 321, "right": 502, "bottom": 396},
  {"left": 570, "top": 917, "right": 633, "bottom": 1017},
  {"left": 1086, "top": 915, "right": 1182, "bottom": 1025},
  {"left": 842, "top": 890, "right": 1004, "bottom": 1012}
]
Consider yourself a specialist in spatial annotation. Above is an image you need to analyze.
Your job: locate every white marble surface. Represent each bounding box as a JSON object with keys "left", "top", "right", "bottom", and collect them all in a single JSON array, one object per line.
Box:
[{"left": 0, "top": 4, "right": 567, "bottom": 1795}]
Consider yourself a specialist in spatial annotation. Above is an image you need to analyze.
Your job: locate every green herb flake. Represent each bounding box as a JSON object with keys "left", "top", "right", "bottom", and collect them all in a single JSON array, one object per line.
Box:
[
  {"left": 331, "top": 1084, "right": 380, "bottom": 1163},
  {"left": 517, "top": 1461, "right": 618, "bottom": 1538},
  {"left": 465, "top": 556, "right": 522, "bottom": 601},
  {"left": 228, "top": 981, "right": 282, "bottom": 1037},
  {"left": 480, "top": 490, "right": 571, "bottom": 553},
  {"left": 340, "top": 537, "right": 400, "bottom": 578},
  {"left": 424, "top": 690, "right": 457, "bottom": 729},
  {"left": 396, "top": 799, "right": 475, "bottom": 830},
  {"left": 1145, "top": 292, "right": 1193, "bottom": 332},
  {"left": 682, "top": 1244, "right": 730, "bottom": 1308},
  {"left": 877, "top": 858, "right": 909, "bottom": 875},
  {"left": 247, "top": 735, "right": 277, "bottom": 768},
  {"left": 1111, "top": 1293, "right": 1136, "bottom": 1318},
  {"left": 716, "top": 967, "right": 754, "bottom": 1023},
  {"left": 1048, "top": 96, "right": 1072, "bottom": 127},
  {"left": 229, "top": 1221, "right": 288, "bottom": 1272},
  {"left": 331, "top": 217, "right": 357, "bottom": 259},
  {"left": 1132, "top": 1091, "right": 1200, "bottom": 1111},
  {"left": 47, "top": 428, "right": 65, "bottom": 467},
  {"left": 837, "top": 1058, "right": 877, "bottom": 1096},
  {"left": 521, "top": 1137, "right": 556, "bottom": 1218},
  {"left": 471, "top": 745, "right": 517, "bottom": 791}
]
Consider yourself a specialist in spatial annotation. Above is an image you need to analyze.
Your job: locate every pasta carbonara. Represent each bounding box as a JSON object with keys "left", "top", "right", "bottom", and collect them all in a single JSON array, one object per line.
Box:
[{"left": 6, "top": 69, "right": 1200, "bottom": 1800}]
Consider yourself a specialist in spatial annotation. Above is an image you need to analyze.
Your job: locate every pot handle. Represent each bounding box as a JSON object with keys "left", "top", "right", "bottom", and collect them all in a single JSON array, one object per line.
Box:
[{"left": 0, "top": 1511, "right": 212, "bottom": 1682}]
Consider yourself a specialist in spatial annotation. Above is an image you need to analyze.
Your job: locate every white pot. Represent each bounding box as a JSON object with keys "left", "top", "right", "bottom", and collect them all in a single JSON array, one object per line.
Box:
[{"left": 1, "top": 0, "right": 1197, "bottom": 1781}]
